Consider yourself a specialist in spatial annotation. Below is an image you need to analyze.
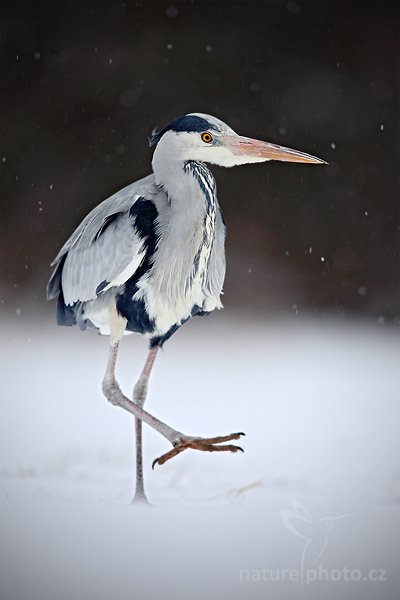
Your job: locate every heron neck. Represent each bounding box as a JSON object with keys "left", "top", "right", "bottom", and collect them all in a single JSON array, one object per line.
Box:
[
  {"left": 149, "top": 154, "right": 218, "bottom": 317},
  {"left": 152, "top": 151, "right": 216, "bottom": 214}
]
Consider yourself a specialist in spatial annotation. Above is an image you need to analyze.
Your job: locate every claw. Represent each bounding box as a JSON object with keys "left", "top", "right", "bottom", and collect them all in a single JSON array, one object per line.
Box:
[{"left": 151, "top": 432, "right": 245, "bottom": 468}]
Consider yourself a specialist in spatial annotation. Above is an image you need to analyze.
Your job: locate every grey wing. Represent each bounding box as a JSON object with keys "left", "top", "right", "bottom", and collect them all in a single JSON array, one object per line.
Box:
[
  {"left": 204, "top": 204, "right": 226, "bottom": 303},
  {"left": 60, "top": 212, "right": 145, "bottom": 305},
  {"left": 47, "top": 174, "right": 157, "bottom": 304}
]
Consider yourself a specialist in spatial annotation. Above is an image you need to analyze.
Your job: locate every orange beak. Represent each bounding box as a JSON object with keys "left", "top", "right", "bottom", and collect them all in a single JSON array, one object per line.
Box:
[{"left": 224, "top": 135, "right": 327, "bottom": 164}]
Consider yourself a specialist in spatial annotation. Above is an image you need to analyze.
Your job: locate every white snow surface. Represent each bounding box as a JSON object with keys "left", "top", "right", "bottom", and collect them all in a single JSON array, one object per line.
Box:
[{"left": 1, "top": 312, "right": 399, "bottom": 599}]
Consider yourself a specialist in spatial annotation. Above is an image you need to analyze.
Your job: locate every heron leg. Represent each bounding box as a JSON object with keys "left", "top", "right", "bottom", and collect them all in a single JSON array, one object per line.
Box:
[
  {"left": 102, "top": 314, "right": 244, "bottom": 477},
  {"left": 131, "top": 345, "right": 159, "bottom": 505},
  {"left": 101, "top": 317, "right": 181, "bottom": 447},
  {"left": 102, "top": 351, "right": 181, "bottom": 441}
]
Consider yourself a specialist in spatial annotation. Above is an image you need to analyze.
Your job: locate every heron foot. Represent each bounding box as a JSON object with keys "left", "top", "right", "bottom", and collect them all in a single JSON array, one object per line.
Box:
[{"left": 151, "top": 432, "right": 245, "bottom": 468}]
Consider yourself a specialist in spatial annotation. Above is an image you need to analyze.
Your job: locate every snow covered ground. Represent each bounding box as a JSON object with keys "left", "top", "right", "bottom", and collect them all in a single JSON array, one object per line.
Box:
[{"left": 1, "top": 312, "right": 399, "bottom": 599}]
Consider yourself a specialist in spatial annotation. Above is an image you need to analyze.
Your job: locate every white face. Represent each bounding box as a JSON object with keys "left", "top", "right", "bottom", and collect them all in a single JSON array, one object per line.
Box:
[
  {"left": 153, "top": 112, "right": 326, "bottom": 169},
  {"left": 182, "top": 132, "right": 269, "bottom": 167},
  {"left": 155, "top": 116, "right": 268, "bottom": 168}
]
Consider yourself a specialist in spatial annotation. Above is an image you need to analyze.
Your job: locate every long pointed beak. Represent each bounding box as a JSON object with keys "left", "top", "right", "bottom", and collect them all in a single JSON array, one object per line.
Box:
[{"left": 225, "top": 135, "right": 327, "bottom": 164}]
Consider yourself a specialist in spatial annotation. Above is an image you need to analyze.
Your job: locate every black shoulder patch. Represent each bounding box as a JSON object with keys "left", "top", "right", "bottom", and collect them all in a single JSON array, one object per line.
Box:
[
  {"left": 149, "top": 114, "right": 217, "bottom": 147},
  {"left": 116, "top": 197, "right": 159, "bottom": 334},
  {"left": 129, "top": 197, "right": 158, "bottom": 248}
]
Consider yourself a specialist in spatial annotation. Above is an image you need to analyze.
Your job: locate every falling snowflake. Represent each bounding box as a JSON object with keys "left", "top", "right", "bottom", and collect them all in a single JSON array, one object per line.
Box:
[{"left": 166, "top": 5, "right": 179, "bottom": 18}]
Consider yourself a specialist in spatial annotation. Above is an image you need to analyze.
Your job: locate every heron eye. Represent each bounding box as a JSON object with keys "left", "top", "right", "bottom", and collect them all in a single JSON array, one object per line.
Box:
[{"left": 201, "top": 132, "right": 213, "bottom": 143}]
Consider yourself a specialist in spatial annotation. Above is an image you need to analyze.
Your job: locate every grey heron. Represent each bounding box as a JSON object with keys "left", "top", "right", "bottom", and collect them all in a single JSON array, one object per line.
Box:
[{"left": 47, "top": 113, "right": 325, "bottom": 502}]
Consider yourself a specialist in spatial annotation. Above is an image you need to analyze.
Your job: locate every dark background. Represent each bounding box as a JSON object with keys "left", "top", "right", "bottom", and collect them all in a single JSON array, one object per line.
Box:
[{"left": 1, "top": 0, "right": 399, "bottom": 321}]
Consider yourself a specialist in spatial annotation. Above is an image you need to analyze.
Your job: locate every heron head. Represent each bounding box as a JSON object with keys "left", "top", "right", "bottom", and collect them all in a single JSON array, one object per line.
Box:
[{"left": 150, "top": 113, "right": 326, "bottom": 168}]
